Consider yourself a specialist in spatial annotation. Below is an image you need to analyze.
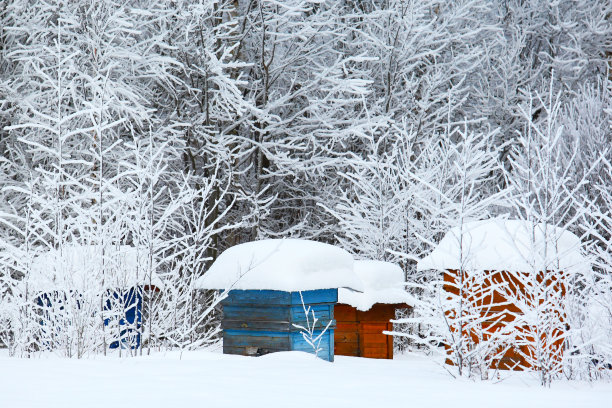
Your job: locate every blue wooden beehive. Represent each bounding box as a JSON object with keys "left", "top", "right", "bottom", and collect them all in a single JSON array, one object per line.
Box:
[
  {"left": 195, "top": 239, "right": 365, "bottom": 362},
  {"left": 221, "top": 288, "right": 337, "bottom": 361},
  {"left": 36, "top": 287, "right": 145, "bottom": 349},
  {"left": 28, "top": 245, "right": 163, "bottom": 350}
]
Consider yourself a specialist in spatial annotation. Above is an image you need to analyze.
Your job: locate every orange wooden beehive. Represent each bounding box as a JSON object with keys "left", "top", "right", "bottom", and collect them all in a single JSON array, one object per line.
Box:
[
  {"left": 334, "top": 260, "right": 412, "bottom": 359},
  {"left": 418, "top": 219, "right": 587, "bottom": 371},
  {"left": 443, "top": 268, "right": 566, "bottom": 370},
  {"left": 335, "top": 302, "right": 410, "bottom": 359}
]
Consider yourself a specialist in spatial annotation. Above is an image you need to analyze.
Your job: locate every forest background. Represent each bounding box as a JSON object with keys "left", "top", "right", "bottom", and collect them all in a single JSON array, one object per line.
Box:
[{"left": 0, "top": 0, "right": 610, "bottom": 382}]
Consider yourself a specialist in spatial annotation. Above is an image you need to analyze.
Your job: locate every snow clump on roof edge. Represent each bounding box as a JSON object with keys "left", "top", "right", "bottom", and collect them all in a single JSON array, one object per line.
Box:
[{"left": 338, "top": 260, "right": 414, "bottom": 311}]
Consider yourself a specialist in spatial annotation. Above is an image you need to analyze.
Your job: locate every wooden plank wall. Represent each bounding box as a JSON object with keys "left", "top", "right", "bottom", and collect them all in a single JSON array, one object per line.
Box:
[
  {"left": 444, "top": 269, "right": 566, "bottom": 370},
  {"left": 335, "top": 304, "right": 360, "bottom": 356},
  {"left": 335, "top": 303, "right": 410, "bottom": 359},
  {"left": 221, "top": 289, "right": 338, "bottom": 361}
]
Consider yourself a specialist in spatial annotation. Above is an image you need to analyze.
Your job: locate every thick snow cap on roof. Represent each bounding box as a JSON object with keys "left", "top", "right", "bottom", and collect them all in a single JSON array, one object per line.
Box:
[
  {"left": 27, "top": 245, "right": 162, "bottom": 293},
  {"left": 417, "top": 219, "right": 589, "bottom": 275},
  {"left": 339, "top": 260, "right": 413, "bottom": 311},
  {"left": 195, "top": 239, "right": 363, "bottom": 292}
]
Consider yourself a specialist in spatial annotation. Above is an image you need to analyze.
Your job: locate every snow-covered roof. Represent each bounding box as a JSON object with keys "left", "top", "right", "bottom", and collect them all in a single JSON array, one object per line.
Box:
[
  {"left": 195, "top": 239, "right": 363, "bottom": 292},
  {"left": 26, "top": 245, "right": 162, "bottom": 293},
  {"left": 417, "top": 219, "right": 589, "bottom": 274},
  {"left": 338, "top": 260, "right": 413, "bottom": 311}
]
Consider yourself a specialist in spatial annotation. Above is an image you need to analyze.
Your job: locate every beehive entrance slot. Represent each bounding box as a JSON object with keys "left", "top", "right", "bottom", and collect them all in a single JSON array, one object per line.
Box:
[{"left": 245, "top": 346, "right": 271, "bottom": 356}]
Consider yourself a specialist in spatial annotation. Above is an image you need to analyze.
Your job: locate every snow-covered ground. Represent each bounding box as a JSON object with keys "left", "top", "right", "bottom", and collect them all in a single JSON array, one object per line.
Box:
[{"left": 0, "top": 349, "right": 609, "bottom": 407}]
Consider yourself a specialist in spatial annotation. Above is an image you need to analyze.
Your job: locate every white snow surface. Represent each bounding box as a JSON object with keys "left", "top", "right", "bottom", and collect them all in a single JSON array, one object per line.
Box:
[
  {"left": 27, "top": 245, "right": 163, "bottom": 293},
  {"left": 417, "top": 219, "right": 589, "bottom": 274},
  {"left": 0, "top": 350, "right": 609, "bottom": 408},
  {"left": 339, "top": 260, "right": 413, "bottom": 311},
  {"left": 195, "top": 239, "right": 363, "bottom": 292}
]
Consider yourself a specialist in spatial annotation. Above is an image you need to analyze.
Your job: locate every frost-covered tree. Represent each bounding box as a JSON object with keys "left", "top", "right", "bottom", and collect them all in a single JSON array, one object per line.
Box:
[
  {"left": 500, "top": 80, "right": 602, "bottom": 386},
  {"left": 391, "top": 123, "right": 508, "bottom": 379},
  {"left": 323, "top": 123, "right": 419, "bottom": 265},
  {"left": 0, "top": 0, "right": 230, "bottom": 356}
]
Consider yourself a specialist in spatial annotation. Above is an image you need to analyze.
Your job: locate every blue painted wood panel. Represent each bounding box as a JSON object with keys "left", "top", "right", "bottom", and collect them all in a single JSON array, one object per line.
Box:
[
  {"left": 36, "top": 287, "right": 143, "bottom": 350},
  {"left": 105, "top": 288, "right": 142, "bottom": 349},
  {"left": 291, "top": 330, "right": 334, "bottom": 361},
  {"left": 221, "top": 289, "right": 337, "bottom": 361}
]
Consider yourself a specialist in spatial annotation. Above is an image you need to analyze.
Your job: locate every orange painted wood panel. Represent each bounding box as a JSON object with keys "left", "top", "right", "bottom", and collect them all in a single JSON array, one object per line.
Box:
[
  {"left": 335, "top": 330, "right": 359, "bottom": 343},
  {"left": 360, "top": 333, "right": 388, "bottom": 345},
  {"left": 335, "top": 341, "right": 359, "bottom": 356},
  {"left": 444, "top": 268, "right": 566, "bottom": 370},
  {"left": 336, "top": 322, "right": 359, "bottom": 331},
  {"left": 360, "top": 322, "right": 390, "bottom": 334},
  {"left": 334, "top": 303, "right": 410, "bottom": 359},
  {"left": 335, "top": 304, "right": 358, "bottom": 321}
]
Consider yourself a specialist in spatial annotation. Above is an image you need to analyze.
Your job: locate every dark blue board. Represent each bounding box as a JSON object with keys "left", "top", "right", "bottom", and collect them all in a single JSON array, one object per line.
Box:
[
  {"left": 221, "top": 289, "right": 337, "bottom": 361},
  {"left": 36, "top": 287, "right": 143, "bottom": 350},
  {"left": 104, "top": 288, "right": 142, "bottom": 349}
]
